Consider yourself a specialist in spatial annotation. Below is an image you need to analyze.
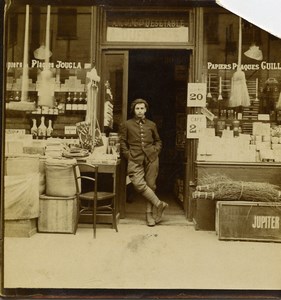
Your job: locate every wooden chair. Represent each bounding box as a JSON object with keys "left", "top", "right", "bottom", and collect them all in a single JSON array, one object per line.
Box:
[{"left": 73, "top": 162, "right": 118, "bottom": 238}]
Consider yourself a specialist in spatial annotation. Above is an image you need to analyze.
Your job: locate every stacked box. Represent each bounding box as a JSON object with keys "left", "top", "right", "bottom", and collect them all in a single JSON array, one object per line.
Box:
[
  {"left": 4, "top": 155, "right": 40, "bottom": 237},
  {"left": 38, "top": 194, "right": 77, "bottom": 233},
  {"left": 5, "top": 219, "right": 37, "bottom": 238},
  {"left": 192, "top": 196, "right": 217, "bottom": 231}
]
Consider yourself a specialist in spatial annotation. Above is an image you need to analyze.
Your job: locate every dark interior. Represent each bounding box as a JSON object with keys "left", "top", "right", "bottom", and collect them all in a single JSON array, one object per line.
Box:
[{"left": 128, "top": 50, "right": 190, "bottom": 194}]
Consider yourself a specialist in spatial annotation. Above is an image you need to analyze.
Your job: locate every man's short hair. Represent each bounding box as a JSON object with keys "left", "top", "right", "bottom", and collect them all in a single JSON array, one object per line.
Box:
[{"left": 130, "top": 98, "right": 149, "bottom": 114}]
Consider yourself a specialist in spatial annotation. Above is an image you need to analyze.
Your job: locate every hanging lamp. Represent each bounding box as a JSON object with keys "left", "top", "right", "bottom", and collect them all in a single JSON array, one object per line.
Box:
[
  {"left": 244, "top": 24, "right": 263, "bottom": 61},
  {"left": 244, "top": 44, "right": 263, "bottom": 61},
  {"left": 34, "top": 45, "right": 52, "bottom": 60}
]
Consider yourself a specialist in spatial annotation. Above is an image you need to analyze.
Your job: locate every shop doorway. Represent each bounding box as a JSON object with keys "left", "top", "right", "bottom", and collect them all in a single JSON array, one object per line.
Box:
[
  {"left": 127, "top": 49, "right": 190, "bottom": 216},
  {"left": 101, "top": 49, "right": 190, "bottom": 219}
]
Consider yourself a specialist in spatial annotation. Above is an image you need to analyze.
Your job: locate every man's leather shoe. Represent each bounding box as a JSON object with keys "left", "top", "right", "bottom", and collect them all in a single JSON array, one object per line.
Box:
[
  {"left": 155, "top": 201, "right": 168, "bottom": 223},
  {"left": 146, "top": 212, "right": 155, "bottom": 227}
]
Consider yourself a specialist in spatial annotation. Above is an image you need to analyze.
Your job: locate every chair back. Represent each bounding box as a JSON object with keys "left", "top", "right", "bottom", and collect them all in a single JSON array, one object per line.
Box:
[{"left": 73, "top": 163, "right": 98, "bottom": 196}]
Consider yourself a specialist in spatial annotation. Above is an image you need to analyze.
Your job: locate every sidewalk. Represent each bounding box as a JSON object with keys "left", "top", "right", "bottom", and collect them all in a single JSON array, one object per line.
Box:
[{"left": 4, "top": 220, "right": 281, "bottom": 290}]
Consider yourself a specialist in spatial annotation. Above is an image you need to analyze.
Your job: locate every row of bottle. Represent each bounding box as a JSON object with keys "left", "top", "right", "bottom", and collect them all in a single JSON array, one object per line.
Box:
[
  {"left": 6, "top": 91, "right": 37, "bottom": 103},
  {"left": 107, "top": 133, "right": 120, "bottom": 155},
  {"left": 65, "top": 92, "right": 88, "bottom": 111},
  {"left": 31, "top": 116, "right": 53, "bottom": 138},
  {"left": 7, "top": 90, "right": 88, "bottom": 114}
]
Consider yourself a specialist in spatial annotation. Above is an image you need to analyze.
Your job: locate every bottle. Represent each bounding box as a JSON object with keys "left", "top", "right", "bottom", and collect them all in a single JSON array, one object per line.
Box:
[
  {"left": 8, "top": 91, "right": 13, "bottom": 102},
  {"left": 38, "top": 116, "right": 47, "bottom": 138},
  {"left": 31, "top": 119, "right": 38, "bottom": 138},
  {"left": 72, "top": 92, "right": 78, "bottom": 111},
  {"left": 46, "top": 119, "right": 53, "bottom": 137},
  {"left": 83, "top": 93, "right": 88, "bottom": 111},
  {"left": 14, "top": 91, "right": 20, "bottom": 101},
  {"left": 65, "top": 92, "right": 72, "bottom": 112},
  {"left": 53, "top": 104, "right": 59, "bottom": 115},
  {"left": 78, "top": 92, "right": 84, "bottom": 111},
  {"left": 233, "top": 120, "right": 240, "bottom": 137}
]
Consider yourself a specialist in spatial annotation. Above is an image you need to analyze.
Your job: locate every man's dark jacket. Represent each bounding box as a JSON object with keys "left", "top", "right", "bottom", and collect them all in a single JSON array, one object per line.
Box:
[{"left": 119, "top": 117, "right": 162, "bottom": 164}]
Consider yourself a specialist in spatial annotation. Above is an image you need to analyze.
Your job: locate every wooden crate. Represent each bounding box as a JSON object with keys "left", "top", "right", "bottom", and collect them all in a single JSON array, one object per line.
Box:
[
  {"left": 216, "top": 201, "right": 281, "bottom": 242},
  {"left": 38, "top": 194, "right": 77, "bottom": 234},
  {"left": 193, "top": 197, "right": 217, "bottom": 231},
  {"left": 5, "top": 218, "right": 37, "bottom": 237}
]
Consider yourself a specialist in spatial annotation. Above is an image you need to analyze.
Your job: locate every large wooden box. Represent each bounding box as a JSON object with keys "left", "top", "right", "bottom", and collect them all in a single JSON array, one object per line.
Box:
[
  {"left": 216, "top": 201, "right": 281, "bottom": 242},
  {"left": 5, "top": 219, "right": 37, "bottom": 237},
  {"left": 38, "top": 194, "right": 77, "bottom": 234},
  {"left": 193, "top": 197, "right": 216, "bottom": 231}
]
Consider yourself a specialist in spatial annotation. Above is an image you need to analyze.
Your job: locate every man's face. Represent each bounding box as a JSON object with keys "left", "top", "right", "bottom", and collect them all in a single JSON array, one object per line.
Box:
[{"left": 134, "top": 103, "right": 147, "bottom": 119}]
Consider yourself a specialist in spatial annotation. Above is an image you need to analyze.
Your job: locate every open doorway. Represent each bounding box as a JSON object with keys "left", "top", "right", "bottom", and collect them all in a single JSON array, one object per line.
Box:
[{"left": 126, "top": 49, "right": 190, "bottom": 219}]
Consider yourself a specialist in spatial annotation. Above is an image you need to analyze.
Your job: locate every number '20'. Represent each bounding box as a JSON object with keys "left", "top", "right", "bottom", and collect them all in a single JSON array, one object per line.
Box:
[{"left": 190, "top": 93, "right": 203, "bottom": 101}]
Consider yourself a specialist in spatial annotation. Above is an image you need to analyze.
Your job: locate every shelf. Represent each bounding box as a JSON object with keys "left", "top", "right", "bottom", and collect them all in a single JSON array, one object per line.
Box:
[{"left": 195, "top": 161, "right": 281, "bottom": 167}]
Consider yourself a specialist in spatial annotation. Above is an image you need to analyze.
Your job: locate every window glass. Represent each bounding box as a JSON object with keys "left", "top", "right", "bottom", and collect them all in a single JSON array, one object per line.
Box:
[
  {"left": 6, "top": 5, "right": 92, "bottom": 85},
  {"left": 203, "top": 7, "right": 281, "bottom": 121}
]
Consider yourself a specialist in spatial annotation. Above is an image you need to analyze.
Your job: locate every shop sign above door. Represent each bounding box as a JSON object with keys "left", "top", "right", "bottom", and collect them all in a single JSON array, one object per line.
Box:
[{"left": 106, "top": 11, "right": 190, "bottom": 43}]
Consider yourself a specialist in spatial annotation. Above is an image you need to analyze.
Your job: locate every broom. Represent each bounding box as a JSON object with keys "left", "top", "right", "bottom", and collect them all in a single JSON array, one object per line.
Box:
[
  {"left": 229, "top": 17, "right": 250, "bottom": 108},
  {"left": 196, "top": 175, "right": 281, "bottom": 203}
]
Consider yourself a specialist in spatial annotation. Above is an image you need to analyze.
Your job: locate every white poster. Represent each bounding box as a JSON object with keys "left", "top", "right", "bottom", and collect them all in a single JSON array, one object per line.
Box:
[
  {"left": 186, "top": 114, "right": 207, "bottom": 138},
  {"left": 187, "top": 83, "right": 207, "bottom": 107}
]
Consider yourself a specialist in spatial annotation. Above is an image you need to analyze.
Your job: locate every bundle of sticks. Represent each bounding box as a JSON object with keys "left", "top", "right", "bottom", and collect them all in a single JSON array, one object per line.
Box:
[{"left": 195, "top": 174, "right": 281, "bottom": 202}]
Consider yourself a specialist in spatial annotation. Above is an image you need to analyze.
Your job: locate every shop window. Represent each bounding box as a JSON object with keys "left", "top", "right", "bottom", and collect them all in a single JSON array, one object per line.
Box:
[
  {"left": 242, "top": 20, "right": 261, "bottom": 46},
  {"left": 204, "top": 13, "right": 219, "bottom": 44},
  {"left": 8, "top": 13, "right": 18, "bottom": 47},
  {"left": 57, "top": 8, "right": 77, "bottom": 40},
  {"left": 197, "top": 7, "right": 281, "bottom": 164}
]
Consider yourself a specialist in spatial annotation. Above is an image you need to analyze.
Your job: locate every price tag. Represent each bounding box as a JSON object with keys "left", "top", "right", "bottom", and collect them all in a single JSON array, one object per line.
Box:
[
  {"left": 187, "top": 83, "right": 207, "bottom": 107},
  {"left": 5, "top": 129, "right": 26, "bottom": 135},
  {"left": 64, "top": 126, "right": 77, "bottom": 135},
  {"left": 201, "top": 107, "right": 215, "bottom": 121},
  {"left": 186, "top": 114, "right": 206, "bottom": 138}
]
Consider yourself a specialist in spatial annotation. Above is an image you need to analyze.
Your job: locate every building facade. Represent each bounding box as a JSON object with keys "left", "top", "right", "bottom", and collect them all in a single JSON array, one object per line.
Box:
[{"left": 4, "top": 0, "right": 281, "bottom": 218}]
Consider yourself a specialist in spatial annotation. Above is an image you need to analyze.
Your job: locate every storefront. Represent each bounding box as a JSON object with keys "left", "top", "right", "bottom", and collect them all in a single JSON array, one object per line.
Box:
[{"left": 3, "top": 0, "right": 281, "bottom": 235}]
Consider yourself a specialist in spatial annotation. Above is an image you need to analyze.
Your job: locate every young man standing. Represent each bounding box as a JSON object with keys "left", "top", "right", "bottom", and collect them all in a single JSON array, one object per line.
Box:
[{"left": 120, "top": 98, "right": 168, "bottom": 226}]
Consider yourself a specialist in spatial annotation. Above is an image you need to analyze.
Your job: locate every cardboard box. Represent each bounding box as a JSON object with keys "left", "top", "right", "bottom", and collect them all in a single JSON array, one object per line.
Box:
[
  {"left": 38, "top": 194, "right": 77, "bottom": 234},
  {"left": 193, "top": 197, "right": 217, "bottom": 231},
  {"left": 5, "top": 218, "right": 37, "bottom": 237},
  {"left": 216, "top": 201, "right": 281, "bottom": 242}
]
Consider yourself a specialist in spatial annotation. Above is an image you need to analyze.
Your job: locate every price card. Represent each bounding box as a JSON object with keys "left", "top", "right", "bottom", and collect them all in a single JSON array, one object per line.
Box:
[
  {"left": 5, "top": 129, "right": 26, "bottom": 135},
  {"left": 186, "top": 114, "right": 206, "bottom": 138},
  {"left": 64, "top": 126, "right": 77, "bottom": 135},
  {"left": 187, "top": 83, "right": 207, "bottom": 107}
]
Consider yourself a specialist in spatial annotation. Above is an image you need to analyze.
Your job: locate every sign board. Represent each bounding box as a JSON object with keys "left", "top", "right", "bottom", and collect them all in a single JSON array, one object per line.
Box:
[
  {"left": 217, "top": 201, "right": 281, "bottom": 242},
  {"left": 258, "top": 114, "right": 270, "bottom": 121},
  {"left": 5, "top": 129, "right": 26, "bottom": 135},
  {"left": 201, "top": 107, "right": 215, "bottom": 121},
  {"left": 186, "top": 114, "right": 206, "bottom": 138},
  {"left": 187, "top": 83, "right": 207, "bottom": 107},
  {"left": 64, "top": 126, "right": 77, "bottom": 135}
]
